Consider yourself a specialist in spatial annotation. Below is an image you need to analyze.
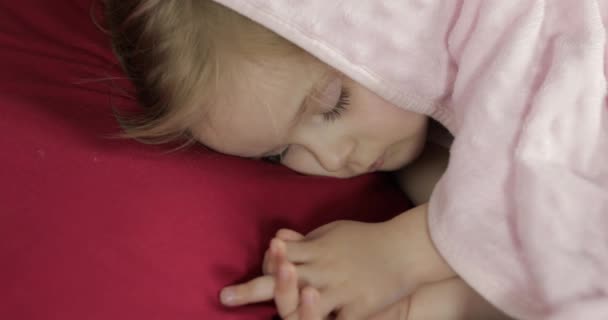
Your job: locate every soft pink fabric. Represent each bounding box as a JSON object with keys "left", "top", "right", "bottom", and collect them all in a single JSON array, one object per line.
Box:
[
  {"left": 213, "top": 1, "right": 608, "bottom": 319},
  {"left": 0, "top": 0, "right": 410, "bottom": 319}
]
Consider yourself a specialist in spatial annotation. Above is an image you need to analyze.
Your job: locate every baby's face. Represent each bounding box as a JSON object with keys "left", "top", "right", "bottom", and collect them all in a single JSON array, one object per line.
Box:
[{"left": 193, "top": 56, "right": 427, "bottom": 178}]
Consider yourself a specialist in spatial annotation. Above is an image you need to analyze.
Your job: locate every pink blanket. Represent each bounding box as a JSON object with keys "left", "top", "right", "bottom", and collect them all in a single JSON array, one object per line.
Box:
[{"left": 213, "top": 1, "right": 608, "bottom": 319}]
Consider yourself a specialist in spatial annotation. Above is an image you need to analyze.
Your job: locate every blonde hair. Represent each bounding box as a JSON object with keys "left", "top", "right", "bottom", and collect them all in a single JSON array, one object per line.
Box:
[{"left": 105, "top": 0, "right": 305, "bottom": 144}]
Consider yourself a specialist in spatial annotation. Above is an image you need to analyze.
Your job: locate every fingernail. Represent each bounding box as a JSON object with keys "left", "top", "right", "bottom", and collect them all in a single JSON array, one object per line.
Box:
[{"left": 220, "top": 288, "right": 237, "bottom": 305}]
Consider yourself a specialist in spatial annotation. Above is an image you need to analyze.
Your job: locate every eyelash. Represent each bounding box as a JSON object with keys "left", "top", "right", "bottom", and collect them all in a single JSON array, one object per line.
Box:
[
  {"left": 323, "top": 87, "right": 351, "bottom": 122},
  {"left": 263, "top": 87, "right": 351, "bottom": 164}
]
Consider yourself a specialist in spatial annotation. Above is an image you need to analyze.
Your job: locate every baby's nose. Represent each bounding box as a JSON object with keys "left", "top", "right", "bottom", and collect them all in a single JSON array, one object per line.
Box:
[{"left": 317, "top": 139, "right": 355, "bottom": 172}]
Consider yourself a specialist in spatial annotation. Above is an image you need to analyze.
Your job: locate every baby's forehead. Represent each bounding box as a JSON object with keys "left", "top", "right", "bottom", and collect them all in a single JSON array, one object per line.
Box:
[
  {"left": 194, "top": 63, "right": 323, "bottom": 158},
  {"left": 200, "top": 100, "right": 286, "bottom": 157}
]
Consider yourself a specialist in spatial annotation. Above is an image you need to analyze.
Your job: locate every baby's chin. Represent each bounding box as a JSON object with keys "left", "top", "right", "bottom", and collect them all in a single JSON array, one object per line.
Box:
[
  {"left": 381, "top": 159, "right": 409, "bottom": 172},
  {"left": 328, "top": 167, "right": 394, "bottom": 179},
  {"left": 319, "top": 170, "right": 366, "bottom": 179},
  {"left": 299, "top": 168, "right": 371, "bottom": 179},
  {"left": 288, "top": 159, "right": 405, "bottom": 178}
]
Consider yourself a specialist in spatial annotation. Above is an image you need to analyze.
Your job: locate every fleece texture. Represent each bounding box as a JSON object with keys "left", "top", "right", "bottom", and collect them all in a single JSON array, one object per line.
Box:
[{"left": 212, "top": 1, "right": 608, "bottom": 319}]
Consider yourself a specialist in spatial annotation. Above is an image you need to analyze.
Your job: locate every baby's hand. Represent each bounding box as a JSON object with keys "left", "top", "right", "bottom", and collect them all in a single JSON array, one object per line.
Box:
[
  {"left": 220, "top": 205, "right": 454, "bottom": 319},
  {"left": 219, "top": 231, "right": 325, "bottom": 319},
  {"left": 274, "top": 264, "right": 511, "bottom": 320},
  {"left": 273, "top": 256, "right": 414, "bottom": 320},
  {"left": 272, "top": 242, "right": 322, "bottom": 320},
  {"left": 269, "top": 237, "right": 413, "bottom": 320},
  {"left": 268, "top": 204, "right": 454, "bottom": 320},
  {"left": 219, "top": 231, "right": 305, "bottom": 307},
  {"left": 219, "top": 231, "right": 411, "bottom": 319}
]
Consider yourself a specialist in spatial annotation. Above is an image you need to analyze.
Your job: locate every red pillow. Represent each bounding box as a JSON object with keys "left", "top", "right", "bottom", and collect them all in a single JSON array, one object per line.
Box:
[{"left": 0, "top": 0, "right": 409, "bottom": 319}]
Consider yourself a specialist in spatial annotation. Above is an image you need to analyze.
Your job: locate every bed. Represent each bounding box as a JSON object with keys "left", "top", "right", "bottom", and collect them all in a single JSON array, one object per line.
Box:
[{"left": 0, "top": 0, "right": 410, "bottom": 319}]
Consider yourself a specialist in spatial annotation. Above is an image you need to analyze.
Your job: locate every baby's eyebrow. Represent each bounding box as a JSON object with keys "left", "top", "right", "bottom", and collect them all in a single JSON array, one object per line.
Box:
[
  {"left": 305, "top": 71, "right": 342, "bottom": 110},
  {"left": 249, "top": 103, "right": 308, "bottom": 160},
  {"left": 290, "top": 72, "right": 333, "bottom": 125},
  {"left": 252, "top": 73, "right": 328, "bottom": 159},
  {"left": 289, "top": 94, "right": 310, "bottom": 126}
]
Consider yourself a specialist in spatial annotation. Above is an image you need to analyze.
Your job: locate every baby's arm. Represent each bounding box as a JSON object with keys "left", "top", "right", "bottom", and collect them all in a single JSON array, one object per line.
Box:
[{"left": 406, "top": 278, "right": 512, "bottom": 320}]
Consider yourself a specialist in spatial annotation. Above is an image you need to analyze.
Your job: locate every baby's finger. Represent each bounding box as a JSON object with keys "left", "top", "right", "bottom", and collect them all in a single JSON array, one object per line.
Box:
[
  {"left": 275, "top": 262, "right": 299, "bottom": 318},
  {"left": 220, "top": 275, "right": 274, "bottom": 307},
  {"left": 293, "top": 264, "right": 328, "bottom": 289},
  {"left": 276, "top": 229, "right": 305, "bottom": 241},
  {"left": 298, "top": 287, "right": 323, "bottom": 320},
  {"left": 312, "top": 288, "right": 345, "bottom": 319},
  {"left": 283, "top": 287, "right": 323, "bottom": 320},
  {"left": 265, "top": 238, "right": 287, "bottom": 275},
  {"left": 263, "top": 248, "right": 272, "bottom": 274},
  {"left": 283, "top": 240, "right": 317, "bottom": 263}
]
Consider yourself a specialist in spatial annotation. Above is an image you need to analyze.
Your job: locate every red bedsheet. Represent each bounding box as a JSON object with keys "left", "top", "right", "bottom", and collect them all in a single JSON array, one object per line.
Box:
[{"left": 0, "top": 0, "right": 409, "bottom": 319}]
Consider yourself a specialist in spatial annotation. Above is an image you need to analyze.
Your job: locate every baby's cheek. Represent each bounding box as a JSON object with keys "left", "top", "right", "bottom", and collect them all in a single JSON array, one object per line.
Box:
[
  {"left": 282, "top": 147, "right": 321, "bottom": 174},
  {"left": 284, "top": 149, "right": 354, "bottom": 178},
  {"left": 391, "top": 138, "right": 426, "bottom": 170}
]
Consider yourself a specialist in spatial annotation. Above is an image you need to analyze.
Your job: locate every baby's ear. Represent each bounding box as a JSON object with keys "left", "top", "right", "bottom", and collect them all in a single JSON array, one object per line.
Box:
[{"left": 276, "top": 229, "right": 305, "bottom": 241}]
